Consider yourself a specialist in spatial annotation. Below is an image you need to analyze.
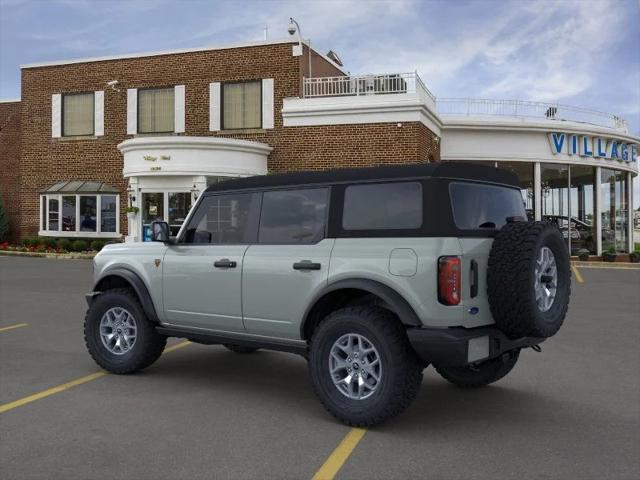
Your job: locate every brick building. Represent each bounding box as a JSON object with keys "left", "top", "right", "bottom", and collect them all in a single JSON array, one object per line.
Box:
[{"left": 0, "top": 37, "right": 637, "bottom": 253}]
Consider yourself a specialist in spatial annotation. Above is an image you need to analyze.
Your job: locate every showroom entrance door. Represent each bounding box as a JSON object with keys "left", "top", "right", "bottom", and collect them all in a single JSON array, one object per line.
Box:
[{"left": 141, "top": 191, "right": 192, "bottom": 241}]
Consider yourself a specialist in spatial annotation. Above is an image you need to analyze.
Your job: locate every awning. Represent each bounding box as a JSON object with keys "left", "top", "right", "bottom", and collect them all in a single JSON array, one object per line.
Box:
[{"left": 40, "top": 180, "right": 120, "bottom": 194}]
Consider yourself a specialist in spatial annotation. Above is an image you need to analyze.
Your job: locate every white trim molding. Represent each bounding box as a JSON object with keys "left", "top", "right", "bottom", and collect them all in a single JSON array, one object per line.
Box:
[
  {"left": 209, "top": 82, "right": 221, "bottom": 131},
  {"left": 118, "top": 136, "right": 271, "bottom": 178},
  {"left": 282, "top": 93, "right": 442, "bottom": 136},
  {"left": 262, "top": 78, "right": 275, "bottom": 129},
  {"left": 174, "top": 85, "right": 186, "bottom": 133},
  {"left": 51, "top": 94, "right": 62, "bottom": 138},
  {"left": 127, "top": 88, "right": 137, "bottom": 135},
  {"left": 94, "top": 90, "right": 104, "bottom": 136}
]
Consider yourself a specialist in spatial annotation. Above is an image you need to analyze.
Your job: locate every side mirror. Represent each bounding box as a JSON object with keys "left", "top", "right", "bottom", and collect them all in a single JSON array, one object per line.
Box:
[{"left": 151, "top": 221, "right": 170, "bottom": 243}]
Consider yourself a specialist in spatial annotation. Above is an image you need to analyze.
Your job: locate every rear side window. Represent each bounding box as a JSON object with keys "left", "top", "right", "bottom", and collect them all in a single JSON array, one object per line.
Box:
[
  {"left": 182, "top": 193, "right": 260, "bottom": 244},
  {"left": 449, "top": 182, "right": 526, "bottom": 230},
  {"left": 343, "top": 182, "right": 422, "bottom": 230},
  {"left": 259, "top": 188, "right": 328, "bottom": 244}
]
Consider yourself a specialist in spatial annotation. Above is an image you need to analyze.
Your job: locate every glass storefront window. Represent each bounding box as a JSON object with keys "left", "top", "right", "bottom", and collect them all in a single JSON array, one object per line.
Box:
[
  {"left": 569, "top": 166, "right": 596, "bottom": 255},
  {"left": 601, "top": 169, "right": 629, "bottom": 253},
  {"left": 79, "top": 196, "right": 97, "bottom": 232},
  {"left": 168, "top": 192, "right": 192, "bottom": 236},
  {"left": 500, "top": 162, "right": 535, "bottom": 220},
  {"left": 541, "top": 164, "right": 570, "bottom": 246},
  {"left": 62, "top": 196, "right": 76, "bottom": 232},
  {"left": 101, "top": 195, "right": 117, "bottom": 233}
]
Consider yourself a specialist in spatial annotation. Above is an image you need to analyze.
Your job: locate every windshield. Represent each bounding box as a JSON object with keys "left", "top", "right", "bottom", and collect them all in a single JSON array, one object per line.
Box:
[{"left": 449, "top": 182, "right": 526, "bottom": 230}]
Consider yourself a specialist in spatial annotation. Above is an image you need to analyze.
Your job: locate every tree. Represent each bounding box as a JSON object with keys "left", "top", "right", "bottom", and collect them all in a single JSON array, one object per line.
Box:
[{"left": 0, "top": 195, "right": 9, "bottom": 242}]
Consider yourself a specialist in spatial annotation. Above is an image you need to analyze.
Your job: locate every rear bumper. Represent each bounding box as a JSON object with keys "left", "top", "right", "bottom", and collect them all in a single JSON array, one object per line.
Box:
[{"left": 407, "top": 326, "right": 544, "bottom": 367}]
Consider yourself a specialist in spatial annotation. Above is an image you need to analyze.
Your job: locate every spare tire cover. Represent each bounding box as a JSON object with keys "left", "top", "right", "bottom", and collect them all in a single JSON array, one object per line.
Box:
[{"left": 487, "top": 221, "right": 571, "bottom": 339}]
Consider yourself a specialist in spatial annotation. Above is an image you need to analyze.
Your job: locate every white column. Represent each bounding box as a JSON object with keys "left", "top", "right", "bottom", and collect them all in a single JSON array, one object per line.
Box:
[
  {"left": 534, "top": 162, "right": 541, "bottom": 221},
  {"left": 51, "top": 94, "right": 62, "bottom": 138},
  {"left": 94, "top": 91, "right": 104, "bottom": 136},
  {"left": 595, "top": 166, "right": 602, "bottom": 256},
  {"left": 174, "top": 85, "right": 186, "bottom": 133},
  {"left": 628, "top": 172, "right": 633, "bottom": 253}
]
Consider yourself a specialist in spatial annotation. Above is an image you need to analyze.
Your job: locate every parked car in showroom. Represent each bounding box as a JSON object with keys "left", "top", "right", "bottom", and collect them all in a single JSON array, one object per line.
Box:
[{"left": 84, "top": 163, "right": 571, "bottom": 426}]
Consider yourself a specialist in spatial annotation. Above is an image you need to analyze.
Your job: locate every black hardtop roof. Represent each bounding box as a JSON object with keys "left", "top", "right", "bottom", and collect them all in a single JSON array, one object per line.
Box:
[{"left": 203, "top": 162, "right": 519, "bottom": 194}]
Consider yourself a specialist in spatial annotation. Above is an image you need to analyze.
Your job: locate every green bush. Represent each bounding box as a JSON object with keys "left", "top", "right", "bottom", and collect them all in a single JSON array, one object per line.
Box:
[
  {"left": 22, "top": 238, "right": 35, "bottom": 247},
  {"left": 41, "top": 237, "right": 57, "bottom": 249},
  {"left": 71, "top": 239, "right": 88, "bottom": 252},
  {"left": 0, "top": 195, "right": 9, "bottom": 242},
  {"left": 58, "top": 238, "right": 73, "bottom": 252},
  {"left": 90, "top": 240, "right": 106, "bottom": 252}
]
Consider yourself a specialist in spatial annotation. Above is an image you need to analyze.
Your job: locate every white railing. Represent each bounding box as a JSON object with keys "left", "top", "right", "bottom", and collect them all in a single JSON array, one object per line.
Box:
[
  {"left": 303, "top": 72, "right": 436, "bottom": 101},
  {"left": 436, "top": 98, "right": 628, "bottom": 132}
]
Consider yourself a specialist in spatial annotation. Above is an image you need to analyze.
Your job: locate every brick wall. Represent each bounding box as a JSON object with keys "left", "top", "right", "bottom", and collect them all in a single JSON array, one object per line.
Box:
[
  {"left": 0, "top": 101, "right": 21, "bottom": 241},
  {"left": 18, "top": 41, "right": 440, "bottom": 239}
]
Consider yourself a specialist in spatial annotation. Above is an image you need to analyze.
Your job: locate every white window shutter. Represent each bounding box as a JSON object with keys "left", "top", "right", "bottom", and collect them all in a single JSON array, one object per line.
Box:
[
  {"left": 51, "top": 94, "right": 62, "bottom": 138},
  {"left": 94, "top": 91, "right": 104, "bottom": 136},
  {"left": 262, "top": 78, "right": 274, "bottom": 129},
  {"left": 127, "top": 88, "right": 137, "bottom": 135},
  {"left": 209, "top": 82, "right": 221, "bottom": 131},
  {"left": 174, "top": 85, "right": 185, "bottom": 133}
]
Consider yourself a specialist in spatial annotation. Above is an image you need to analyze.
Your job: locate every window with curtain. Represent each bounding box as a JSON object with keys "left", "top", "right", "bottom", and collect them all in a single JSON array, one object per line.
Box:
[
  {"left": 63, "top": 92, "right": 94, "bottom": 136},
  {"left": 223, "top": 81, "right": 261, "bottom": 129},
  {"left": 138, "top": 88, "right": 175, "bottom": 133}
]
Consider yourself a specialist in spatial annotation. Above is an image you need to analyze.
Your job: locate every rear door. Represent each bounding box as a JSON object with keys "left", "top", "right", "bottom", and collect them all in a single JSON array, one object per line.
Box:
[
  {"left": 162, "top": 192, "right": 260, "bottom": 332},
  {"left": 449, "top": 181, "right": 528, "bottom": 328},
  {"left": 242, "top": 187, "right": 333, "bottom": 340}
]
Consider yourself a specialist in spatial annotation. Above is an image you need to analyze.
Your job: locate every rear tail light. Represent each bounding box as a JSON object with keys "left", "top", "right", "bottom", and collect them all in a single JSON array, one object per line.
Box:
[{"left": 438, "top": 256, "right": 461, "bottom": 306}]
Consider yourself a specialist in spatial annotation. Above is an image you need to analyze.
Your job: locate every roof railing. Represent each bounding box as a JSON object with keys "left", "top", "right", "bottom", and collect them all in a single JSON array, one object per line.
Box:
[
  {"left": 303, "top": 72, "right": 436, "bottom": 101},
  {"left": 436, "top": 98, "right": 628, "bottom": 132}
]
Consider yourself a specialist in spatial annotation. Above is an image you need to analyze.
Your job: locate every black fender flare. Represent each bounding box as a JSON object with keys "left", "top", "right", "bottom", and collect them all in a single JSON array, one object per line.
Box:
[
  {"left": 301, "top": 278, "right": 423, "bottom": 338},
  {"left": 92, "top": 267, "right": 160, "bottom": 323}
]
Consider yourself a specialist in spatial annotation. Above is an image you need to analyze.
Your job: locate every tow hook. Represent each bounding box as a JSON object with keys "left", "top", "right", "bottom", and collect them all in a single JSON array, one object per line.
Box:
[{"left": 530, "top": 344, "right": 542, "bottom": 353}]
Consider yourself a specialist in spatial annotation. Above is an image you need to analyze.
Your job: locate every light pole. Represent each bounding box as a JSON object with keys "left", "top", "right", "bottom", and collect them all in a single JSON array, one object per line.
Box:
[{"left": 288, "top": 17, "right": 312, "bottom": 93}]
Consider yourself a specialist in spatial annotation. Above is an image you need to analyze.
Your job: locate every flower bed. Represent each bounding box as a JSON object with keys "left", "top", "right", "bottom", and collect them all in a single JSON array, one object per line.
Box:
[{"left": 0, "top": 237, "right": 119, "bottom": 255}]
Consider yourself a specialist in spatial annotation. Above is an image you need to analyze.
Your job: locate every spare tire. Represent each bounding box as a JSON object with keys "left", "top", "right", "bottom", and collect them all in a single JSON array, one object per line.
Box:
[{"left": 487, "top": 221, "right": 570, "bottom": 339}]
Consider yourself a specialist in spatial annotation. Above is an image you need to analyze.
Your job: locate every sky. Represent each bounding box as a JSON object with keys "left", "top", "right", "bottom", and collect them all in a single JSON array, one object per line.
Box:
[{"left": 1, "top": 0, "right": 639, "bottom": 202}]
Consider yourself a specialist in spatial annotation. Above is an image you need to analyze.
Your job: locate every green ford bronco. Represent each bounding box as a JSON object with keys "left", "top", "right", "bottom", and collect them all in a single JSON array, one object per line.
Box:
[{"left": 85, "top": 163, "right": 570, "bottom": 426}]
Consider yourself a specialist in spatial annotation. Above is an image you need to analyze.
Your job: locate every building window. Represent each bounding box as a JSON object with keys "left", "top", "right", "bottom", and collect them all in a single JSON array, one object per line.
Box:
[
  {"left": 39, "top": 193, "right": 119, "bottom": 237},
  {"left": 601, "top": 169, "right": 629, "bottom": 253},
  {"left": 499, "top": 162, "right": 535, "bottom": 221},
  {"left": 63, "top": 92, "right": 94, "bottom": 136},
  {"left": 138, "top": 87, "right": 175, "bottom": 133},
  {"left": 222, "top": 81, "right": 261, "bottom": 130},
  {"left": 569, "top": 166, "right": 596, "bottom": 255}
]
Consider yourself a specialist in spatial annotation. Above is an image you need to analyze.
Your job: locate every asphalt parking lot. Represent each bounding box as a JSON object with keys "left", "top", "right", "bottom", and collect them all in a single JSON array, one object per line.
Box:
[{"left": 1, "top": 256, "right": 639, "bottom": 480}]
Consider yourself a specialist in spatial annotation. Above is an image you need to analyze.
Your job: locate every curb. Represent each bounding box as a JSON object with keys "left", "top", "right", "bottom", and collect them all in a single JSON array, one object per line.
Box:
[{"left": 0, "top": 250, "right": 95, "bottom": 260}]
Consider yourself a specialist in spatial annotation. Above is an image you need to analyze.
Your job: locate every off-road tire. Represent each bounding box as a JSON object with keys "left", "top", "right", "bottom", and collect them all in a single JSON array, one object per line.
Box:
[
  {"left": 309, "top": 306, "right": 423, "bottom": 427},
  {"left": 435, "top": 350, "right": 520, "bottom": 388},
  {"left": 488, "top": 221, "right": 571, "bottom": 339},
  {"left": 84, "top": 288, "right": 167, "bottom": 374},
  {"left": 223, "top": 344, "right": 259, "bottom": 354}
]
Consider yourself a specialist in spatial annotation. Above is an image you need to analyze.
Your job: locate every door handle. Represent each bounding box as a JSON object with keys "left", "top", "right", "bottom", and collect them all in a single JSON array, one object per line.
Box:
[
  {"left": 293, "top": 260, "right": 322, "bottom": 271},
  {"left": 470, "top": 260, "right": 478, "bottom": 298},
  {"left": 214, "top": 259, "right": 237, "bottom": 269}
]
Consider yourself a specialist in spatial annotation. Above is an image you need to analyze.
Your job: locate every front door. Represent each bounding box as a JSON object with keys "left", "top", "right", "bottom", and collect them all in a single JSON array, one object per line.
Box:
[
  {"left": 242, "top": 187, "right": 332, "bottom": 340},
  {"left": 141, "top": 192, "right": 192, "bottom": 241},
  {"left": 162, "top": 191, "right": 261, "bottom": 332}
]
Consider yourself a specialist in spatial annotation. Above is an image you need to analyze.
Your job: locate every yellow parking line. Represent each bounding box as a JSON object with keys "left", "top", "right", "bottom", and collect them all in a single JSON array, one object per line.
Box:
[
  {"left": 0, "top": 323, "right": 28, "bottom": 333},
  {"left": 164, "top": 340, "right": 191, "bottom": 353},
  {"left": 0, "top": 340, "right": 191, "bottom": 415},
  {"left": 571, "top": 265, "right": 584, "bottom": 284},
  {"left": 312, "top": 428, "right": 367, "bottom": 480}
]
